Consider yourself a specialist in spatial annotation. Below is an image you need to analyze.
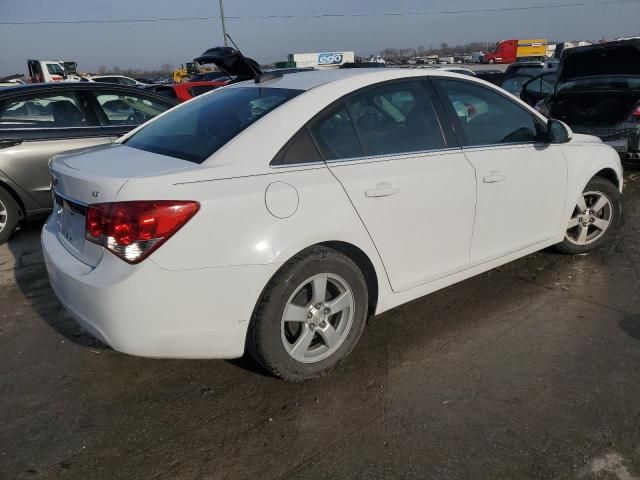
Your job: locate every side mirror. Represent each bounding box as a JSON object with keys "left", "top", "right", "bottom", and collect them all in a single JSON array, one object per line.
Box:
[{"left": 546, "top": 118, "right": 572, "bottom": 143}]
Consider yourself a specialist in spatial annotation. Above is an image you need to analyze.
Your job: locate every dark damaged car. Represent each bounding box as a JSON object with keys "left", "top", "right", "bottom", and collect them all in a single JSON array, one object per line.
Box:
[{"left": 537, "top": 40, "right": 640, "bottom": 159}]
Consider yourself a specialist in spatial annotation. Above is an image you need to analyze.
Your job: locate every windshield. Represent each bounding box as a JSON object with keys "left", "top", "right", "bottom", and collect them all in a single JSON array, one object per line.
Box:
[
  {"left": 557, "top": 76, "right": 640, "bottom": 92},
  {"left": 124, "top": 86, "right": 302, "bottom": 163},
  {"left": 46, "top": 63, "right": 65, "bottom": 76}
]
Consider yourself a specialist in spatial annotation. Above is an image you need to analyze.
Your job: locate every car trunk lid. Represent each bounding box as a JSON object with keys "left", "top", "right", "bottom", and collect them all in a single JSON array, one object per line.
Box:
[
  {"left": 558, "top": 40, "right": 640, "bottom": 82},
  {"left": 193, "top": 46, "right": 262, "bottom": 81},
  {"left": 50, "top": 143, "right": 195, "bottom": 267}
]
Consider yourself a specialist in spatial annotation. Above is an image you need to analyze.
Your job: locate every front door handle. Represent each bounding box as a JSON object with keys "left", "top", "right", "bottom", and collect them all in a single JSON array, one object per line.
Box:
[
  {"left": 483, "top": 171, "right": 506, "bottom": 183},
  {"left": 0, "top": 139, "right": 22, "bottom": 149},
  {"left": 365, "top": 183, "right": 399, "bottom": 198}
]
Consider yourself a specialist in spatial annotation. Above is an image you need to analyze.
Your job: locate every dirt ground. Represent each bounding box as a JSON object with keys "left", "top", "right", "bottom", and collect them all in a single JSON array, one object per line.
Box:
[{"left": 2, "top": 172, "right": 640, "bottom": 480}]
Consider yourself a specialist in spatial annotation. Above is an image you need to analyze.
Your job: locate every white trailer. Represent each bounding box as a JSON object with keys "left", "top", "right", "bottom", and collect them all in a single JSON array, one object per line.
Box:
[{"left": 288, "top": 51, "right": 355, "bottom": 69}]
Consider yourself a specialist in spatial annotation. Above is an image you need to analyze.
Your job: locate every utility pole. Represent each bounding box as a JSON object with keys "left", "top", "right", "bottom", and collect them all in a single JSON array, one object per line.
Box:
[{"left": 218, "top": 0, "right": 228, "bottom": 47}]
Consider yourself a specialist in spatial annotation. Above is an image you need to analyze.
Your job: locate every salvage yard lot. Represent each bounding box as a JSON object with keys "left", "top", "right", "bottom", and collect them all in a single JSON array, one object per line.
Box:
[{"left": 2, "top": 172, "right": 640, "bottom": 480}]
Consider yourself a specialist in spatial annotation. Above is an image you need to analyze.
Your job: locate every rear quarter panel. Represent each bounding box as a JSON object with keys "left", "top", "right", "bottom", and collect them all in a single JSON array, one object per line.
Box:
[{"left": 114, "top": 164, "right": 392, "bottom": 305}]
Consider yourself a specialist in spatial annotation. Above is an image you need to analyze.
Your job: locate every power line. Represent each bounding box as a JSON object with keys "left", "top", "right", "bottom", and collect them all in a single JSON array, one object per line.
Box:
[{"left": 1, "top": 0, "right": 639, "bottom": 25}]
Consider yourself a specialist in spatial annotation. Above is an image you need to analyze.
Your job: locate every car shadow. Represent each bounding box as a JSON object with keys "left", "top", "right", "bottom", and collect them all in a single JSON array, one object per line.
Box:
[
  {"left": 6, "top": 219, "right": 109, "bottom": 349},
  {"left": 5, "top": 220, "right": 276, "bottom": 375}
]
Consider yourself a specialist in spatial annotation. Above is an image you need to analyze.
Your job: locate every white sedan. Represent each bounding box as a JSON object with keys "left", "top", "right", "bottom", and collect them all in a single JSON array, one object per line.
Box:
[{"left": 43, "top": 68, "right": 623, "bottom": 381}]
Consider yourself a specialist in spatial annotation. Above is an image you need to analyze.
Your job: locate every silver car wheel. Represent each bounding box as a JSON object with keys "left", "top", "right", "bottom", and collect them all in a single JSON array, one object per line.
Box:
[
  {"left": 0, "top": 199, "right": 7, "bottom": 233},
  {"left": 565, "top": 190, "right": 613, "bottom": 246},
  {"left": 281, "top": 273, "right": 355, "bottom": 364}
]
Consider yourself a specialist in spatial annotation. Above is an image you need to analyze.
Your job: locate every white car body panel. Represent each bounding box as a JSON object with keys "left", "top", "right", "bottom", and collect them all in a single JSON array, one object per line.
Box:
[
  {"left": 327, "top": 150, "right": 476, "bottom": 292},
  {"left": 42, "top": 69, "right": 623, "bottom": 359},
  {"left": 463, "top": 143, "right": 567, "bottom": 263}
]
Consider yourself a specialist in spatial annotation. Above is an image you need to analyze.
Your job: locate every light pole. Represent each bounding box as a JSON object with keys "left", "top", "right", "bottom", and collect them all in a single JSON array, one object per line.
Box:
[{"left": 218, "top": 0, "right": 228, "bottom": 47}]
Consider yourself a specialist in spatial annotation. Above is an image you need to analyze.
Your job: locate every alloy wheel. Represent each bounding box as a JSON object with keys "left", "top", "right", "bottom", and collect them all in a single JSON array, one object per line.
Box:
[
  {"left": 0, "top": 199, "right": 7, "bottom": 233},
  {"left": 565, "top": 190, "right": 613, "bottom": 246},
  {"left": 281, "top": 273, "right": 355, "bottom": 364}
]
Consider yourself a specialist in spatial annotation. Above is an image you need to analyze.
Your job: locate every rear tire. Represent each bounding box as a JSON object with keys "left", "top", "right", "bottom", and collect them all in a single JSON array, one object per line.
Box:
[
  {"left": 0, "top": 187, "right": 19, "bottom": 245},
  {"left": 248, "top": 246, "right": 368, "bottom": 382},
  {"left": 556, "top": 177, "right": 622, "bottom": 255}
]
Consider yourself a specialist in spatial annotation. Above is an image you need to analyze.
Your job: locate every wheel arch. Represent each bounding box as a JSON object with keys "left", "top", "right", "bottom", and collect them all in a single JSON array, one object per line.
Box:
[
  {"left": 250, "top": 240, "right": 381, "bottom": 327},
  {"left": 318, "top": 240, "right": 379, "bottom": 317},
  {"left": 0, "top": 179, "right": 26, "bottom": 219},
  {"left": 593, "top": 167, "right": 621, "bottom": 191}
]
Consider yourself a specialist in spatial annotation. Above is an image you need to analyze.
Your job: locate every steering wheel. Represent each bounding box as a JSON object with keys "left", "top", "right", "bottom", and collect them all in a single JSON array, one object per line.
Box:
[{"left": 127, "top": 110, "right": 146, "bottom": 124}]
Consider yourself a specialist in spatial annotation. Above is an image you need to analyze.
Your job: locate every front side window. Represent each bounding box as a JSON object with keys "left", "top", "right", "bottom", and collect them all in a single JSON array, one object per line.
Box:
[
  {"left": 0, "top": 92, "right": 91, "bottom": 128},
  {"left": 501, "top": 75, "right": 534, "bottom": 95},
  {"left": 525, "top": 73, "right": 558, "bottom": 95},
  {"left": 93, "top": 91, "right": 171, "bottom": 125},
  {"left": 438, "top": 79, "right": 539, "bottom": 146},
  {"left": 347, "top": 81, "right": 445, "bottom": 155},
  {"left": 125, "top": 87, "right": 301, "bottom": 163}
]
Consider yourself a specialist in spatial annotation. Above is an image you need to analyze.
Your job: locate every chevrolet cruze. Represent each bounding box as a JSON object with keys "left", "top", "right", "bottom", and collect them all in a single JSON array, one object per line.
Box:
[{"left": 43, "top": 68, "right": 623, "bottom": 381}]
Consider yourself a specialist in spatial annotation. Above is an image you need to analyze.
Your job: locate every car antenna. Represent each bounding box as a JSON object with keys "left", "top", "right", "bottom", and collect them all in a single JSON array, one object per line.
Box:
[{"left": 225, "top": 33, "right": 282, "bottom": 84}]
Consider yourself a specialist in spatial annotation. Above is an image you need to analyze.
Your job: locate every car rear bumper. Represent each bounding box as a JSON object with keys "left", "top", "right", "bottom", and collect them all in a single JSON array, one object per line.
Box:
[{"left": 42, "top": 219, "right": 279, "bottom": 359}]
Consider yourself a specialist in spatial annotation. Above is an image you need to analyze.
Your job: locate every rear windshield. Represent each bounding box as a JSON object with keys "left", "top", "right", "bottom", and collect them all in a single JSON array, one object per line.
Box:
[
  {"left": 124, "top": 86, "right": 302, "bottom": 163},
  {"left": 558, "top": 76, "right": 640, "bottom": 92}
]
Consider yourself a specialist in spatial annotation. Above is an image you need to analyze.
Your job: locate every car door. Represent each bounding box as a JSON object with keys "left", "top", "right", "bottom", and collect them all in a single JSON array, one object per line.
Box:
[
  {"left": 310, "top": 80, "right": 477, "bottom": 293},
  {"left": 433, "top": 78, "right": 567, "bottom": 264},
  {"left": 0, "top": 89, "right": 111, "bottom": 209}
]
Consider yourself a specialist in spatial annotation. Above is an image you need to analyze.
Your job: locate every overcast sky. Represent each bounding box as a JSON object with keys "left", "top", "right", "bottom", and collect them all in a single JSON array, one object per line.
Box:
[{"left": 1, "top": 0, "right": 640, "bottom": 74}]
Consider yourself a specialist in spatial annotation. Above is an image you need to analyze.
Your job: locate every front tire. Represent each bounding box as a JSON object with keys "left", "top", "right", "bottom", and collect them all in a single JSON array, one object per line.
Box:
[
  {"left": 556, "top": 177, "right": 622, "bottom": 255},
  {"left": 0, "top": 187, "right": 19, "bottom": 245},
  {"left": 248, "top": 246, "right": 368, "bottom": 382}
]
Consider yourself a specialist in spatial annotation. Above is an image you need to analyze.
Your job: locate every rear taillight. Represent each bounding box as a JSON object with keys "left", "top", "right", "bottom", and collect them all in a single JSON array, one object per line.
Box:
[
  {"left": 86, "top": 200, "right": 199, "bottom": 264},
  {"left": 630, "top": 102, "right": 640, "bottom": 121}
]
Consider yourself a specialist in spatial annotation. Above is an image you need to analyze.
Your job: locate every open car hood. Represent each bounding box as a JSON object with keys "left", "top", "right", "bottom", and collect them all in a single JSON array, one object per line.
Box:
[
  {"left": 194, "top": 47, "right": 262, "bottom": 79},
  {"left": 558, "top": 40, "right": 640, "bottom": 82}
]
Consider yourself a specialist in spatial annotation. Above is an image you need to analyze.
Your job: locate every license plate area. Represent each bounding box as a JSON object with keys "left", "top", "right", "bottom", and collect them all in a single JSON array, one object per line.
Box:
[{"left": 54, "top": 192, "right": 87, "bottom": 254}]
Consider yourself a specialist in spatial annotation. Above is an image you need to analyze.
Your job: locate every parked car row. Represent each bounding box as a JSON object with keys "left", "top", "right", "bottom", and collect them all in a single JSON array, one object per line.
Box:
[{"left": 0, "top": 82, "right": 177, "bottom": 243}]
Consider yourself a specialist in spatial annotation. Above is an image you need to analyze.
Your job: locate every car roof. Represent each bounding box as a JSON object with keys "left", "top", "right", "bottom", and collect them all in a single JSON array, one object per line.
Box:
[
  {"left": 0, "top": 81, "right": 179, "bottom": 103},
  {"left": 226, "top": 67, "right": 465, "bottom": 92}
]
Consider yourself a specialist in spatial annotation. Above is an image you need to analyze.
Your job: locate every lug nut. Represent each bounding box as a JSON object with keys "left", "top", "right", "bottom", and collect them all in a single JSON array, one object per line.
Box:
[
  {"left": 323, "top": 308, "right": 330, "bottom": 315},
  {"left": 320, "top": 321, "right": 326, "bottom": 328}
]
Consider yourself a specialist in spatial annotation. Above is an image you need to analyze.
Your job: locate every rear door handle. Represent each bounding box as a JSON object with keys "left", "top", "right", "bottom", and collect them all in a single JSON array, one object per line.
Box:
[
  {"left": 0, "top": 139, "right": 22, "bottom": 149},
  {"left": 365, "top": 183, "right": 399, "bottom": 198},
  {"left": 483, "top": 171, "right": 506, "bottom": 183}
]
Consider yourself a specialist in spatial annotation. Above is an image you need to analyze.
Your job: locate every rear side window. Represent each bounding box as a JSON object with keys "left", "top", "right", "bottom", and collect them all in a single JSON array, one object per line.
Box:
[
  {"left": 272, "top": 128, "right": 322, "bottom": 166},
  {"left": 0, "top": 92, "right": 93, "bottom": 128},
  {"left": 347, "top": 81, "right": 445, "bottom": 155},
  {"left": 125, "top": 87, "right": 301, "bottom": 163},
  {"left": 93, "top": 91, "right": 171, "bottom": 126},
  {"left": 309, "top": 105, "right": 362, "bottom": 160},
  {"left": 437, "top": 79, "right": 538, "bottom": 146}
]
